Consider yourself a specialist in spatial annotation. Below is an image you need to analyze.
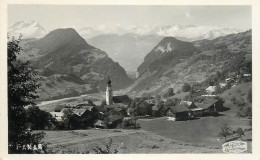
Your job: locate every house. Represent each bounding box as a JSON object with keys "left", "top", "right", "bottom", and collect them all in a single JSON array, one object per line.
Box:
[
  {"left": 179, "top": 101, "right": 204, "bottom": 118},
  {"left": 243, "top": 73, "right": 251, "bottom": 77},
  {"left": 219, "top": 82, "right": 227, "bottom": 88},
  {"left": 195, "top": 98, "right": 223, "bottom": 114},
  {"left": 179, "top": 101, "right": 197, "bottom": 109},
  {"left": 205, "top": 86, "right": 217, "bottom": 95},
  {"left": 94, "top": 120, "right": 106, "bottom": 129},
  {"left": 72, "top": 109, "right": 87, "bottom": 117},
  {"left": 145, "top": 99, "right": 156, "bottom": 104},
  {"left": 50, "top": 112, "right": 64, "bottom": 121},
  {"left": 105, "top": 115, "right": 124, "bottom": 128},
  {"left": 190, "top": 107, "right": 204, "bottom": 117},
  {"left": 225, "top": 78, "right": 235, "bottom": 83},
  {"left": 104, "top": 103, "right": 128, "bottom": 116},
  {"left": 165, "top": 104, "right": 190, "bottom": 121}
]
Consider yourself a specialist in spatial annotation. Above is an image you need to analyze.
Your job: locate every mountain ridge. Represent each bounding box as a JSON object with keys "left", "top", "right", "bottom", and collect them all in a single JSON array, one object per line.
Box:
[
  {"left": 18, "top": 28, "right": 133, "bottom": 100},
  {"left": 124, "top": 30, "right": 252, "bottom": 96}
]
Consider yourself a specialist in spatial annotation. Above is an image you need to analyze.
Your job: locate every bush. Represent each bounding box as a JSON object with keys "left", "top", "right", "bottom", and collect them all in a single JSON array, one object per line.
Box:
[
  {"left": 236, "top": 105, "right": 252, "bottom": 119},
  {"left": 122, "top": 118, "right": 140, "bottom": 129},
  {"left": 182, "top": 83, "right": 191, "bottom": 92},
  {"left": 163, "top": 88, "right": 174, "bottom": 98},
  {"left": 236, "top": 127, "right": 245, "bottom": 140},
  {"left": 218, "top": 123, "right": 232, "bottom": 141}
]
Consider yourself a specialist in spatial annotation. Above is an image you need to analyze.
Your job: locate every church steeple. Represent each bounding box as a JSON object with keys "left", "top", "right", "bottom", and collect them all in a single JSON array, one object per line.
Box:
[
  {"left": 107, "top": 76, "right": 111, "bottom": 86},
  {"left": 106, "top": 76, "right": 113, "bottom": 105}
]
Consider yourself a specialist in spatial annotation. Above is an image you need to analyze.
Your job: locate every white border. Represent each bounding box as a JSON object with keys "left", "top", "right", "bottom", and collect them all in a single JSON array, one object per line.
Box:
[{"left": 0, "top": 0, "right": 260, "bottom": 160}]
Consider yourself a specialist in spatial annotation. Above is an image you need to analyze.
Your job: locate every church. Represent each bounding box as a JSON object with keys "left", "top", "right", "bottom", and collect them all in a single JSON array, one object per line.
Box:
[{"left": 105, "top": 77, "right": 131, "bottom": 110}]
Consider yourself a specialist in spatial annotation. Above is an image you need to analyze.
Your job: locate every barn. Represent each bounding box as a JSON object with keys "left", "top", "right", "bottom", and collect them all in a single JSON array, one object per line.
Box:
[{"left": 165, "top": 104, "right": 190, "bottom": 121}]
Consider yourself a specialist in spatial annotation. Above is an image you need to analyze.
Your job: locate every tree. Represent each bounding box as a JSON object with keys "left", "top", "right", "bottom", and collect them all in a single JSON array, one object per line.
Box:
[
  {"left": 26, "top": 106, "right": 52, "bottom": 130},
  {"left": 8, "top": 37, "right": 44, "bottom": 153},
  {"left": 62, "top": 108, "right": 74, "bottom": 129},
  {"left": 182, "top": 83, "right": 191, "bottom": 92},
  {"left": 163, "top": 88, "right": 174, "bottom": 98},
  {"left": 236, "top": 127, "right": 245, "bottom": 140},
  {"left": 218, "top": 123, "right": 232, "bottom": 141}
]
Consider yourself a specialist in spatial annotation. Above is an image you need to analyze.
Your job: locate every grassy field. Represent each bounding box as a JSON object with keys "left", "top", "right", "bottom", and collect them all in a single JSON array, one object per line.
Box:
[
  {"left": 138, "top": 116, "right": 251, "bottom": 150},
  {"left": 40, "top": 129, "right": 225, "bottom": 153},
  {"left": 137, "top": 84, "right": 252, "bottom": 153}
]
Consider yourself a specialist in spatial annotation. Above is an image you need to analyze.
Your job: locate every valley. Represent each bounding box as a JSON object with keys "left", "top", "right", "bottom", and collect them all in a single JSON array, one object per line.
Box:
[{"left": 9, "top": 23, "right": 252, "bottom": 154}]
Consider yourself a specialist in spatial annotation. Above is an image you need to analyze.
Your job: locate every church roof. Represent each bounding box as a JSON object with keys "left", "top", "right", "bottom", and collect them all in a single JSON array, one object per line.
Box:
[{"left": 112, "top": 95, "right": 131, "bottom": 104}]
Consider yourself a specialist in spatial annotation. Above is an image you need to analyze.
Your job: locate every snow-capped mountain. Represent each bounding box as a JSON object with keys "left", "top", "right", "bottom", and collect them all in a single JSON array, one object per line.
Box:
[
  {"left": 8, "top": 21, "right": 46, "bottom": 39},
  {"left": 78, "top": 24, "right": 243, "bottom": 41}
]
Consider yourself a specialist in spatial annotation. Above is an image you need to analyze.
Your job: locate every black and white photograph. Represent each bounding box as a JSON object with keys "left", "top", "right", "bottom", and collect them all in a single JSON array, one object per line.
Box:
[{"left": 1, "top": 0, "right": 260, "bottom": 158}]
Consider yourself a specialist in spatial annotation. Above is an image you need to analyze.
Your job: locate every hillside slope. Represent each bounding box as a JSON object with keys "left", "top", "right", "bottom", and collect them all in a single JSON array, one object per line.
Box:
[
  {"left": 124, "top": 30, "right": 252, "bottom": 96},
  {"left": 18, "top": 28, "right": 133, "bottom": 101}
]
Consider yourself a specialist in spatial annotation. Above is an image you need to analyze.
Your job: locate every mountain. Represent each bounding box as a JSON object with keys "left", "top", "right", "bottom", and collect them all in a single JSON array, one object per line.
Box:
[
  {"left": 8, "top": 21, "right": 46, "bottom": 39},
  {"left": 87, "top": 34, "right": 163, "bottom": 72},
  {"left": 18, "top": 28, "right": 133, "bottom": 101},
  {"left": 80, "top": 25, "right": 242, "bottom": 72},
  {"left": 78, "top": 24, "right": 242, "bottom": 41},
  {"left": 137, "top": 37, "right": 197, "bottom": 76},
  {"left": 123, "top": 30, "right": 252, "bottom": 96}
]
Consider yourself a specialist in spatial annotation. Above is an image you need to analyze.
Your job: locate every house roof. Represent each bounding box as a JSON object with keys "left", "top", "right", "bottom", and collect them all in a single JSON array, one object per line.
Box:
[
  {"left": 50, "top": 112, "right": 64, "bottom": 117},
  {"left": 80, "top": 105, "right": 94, "bottom": 111},
  {"left": 112, "top": 95, "right": 131, "bottom": 103},
  {"left": 206, "top": 86, "right": 217, "bottom": 92},
  {"left": 180, "top": 101, "right": 193, "bottom": 106},
  {"left": 195, "top": 99, "right": 219, "bottom": 109},
  {"left": 104, "top": 103, "right": 127, "bottom": 109},
  {"left": 152, "top": 105, "right": 161, "bottom": 111},
  {"left": 94, "top": 120, "right": 105, "bottom": 127},
  {"left": 167, "top": 105, "right": 189, "bottom": 113},
  {"left": 72, "top": 109, "right": 87, "bottom": 116},
  {"left": 145, "top": 99, "right": 156, "bottom": 104},
  {"left": 108, "top": 115, "right": 123, "bottom": 123}
]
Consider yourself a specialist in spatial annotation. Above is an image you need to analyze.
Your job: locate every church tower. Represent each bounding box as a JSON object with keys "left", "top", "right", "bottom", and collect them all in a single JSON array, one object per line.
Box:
[{"left": 106, "top": 76, "right": 113, "bottom": 105}]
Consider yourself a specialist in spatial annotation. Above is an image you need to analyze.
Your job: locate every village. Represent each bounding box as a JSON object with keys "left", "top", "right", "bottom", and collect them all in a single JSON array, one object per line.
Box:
[{"left": 48, "top": 65, "right": 252, "bottom": 130}]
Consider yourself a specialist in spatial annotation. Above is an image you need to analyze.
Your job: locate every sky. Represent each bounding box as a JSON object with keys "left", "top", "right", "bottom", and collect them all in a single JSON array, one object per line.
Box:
[{"left": 8, "top": 5, "right": 251, "bottom": 31}]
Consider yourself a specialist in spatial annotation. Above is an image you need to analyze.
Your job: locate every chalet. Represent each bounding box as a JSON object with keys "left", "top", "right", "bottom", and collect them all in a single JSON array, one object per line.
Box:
[
  {"left": 205, "top": 86, "right": 217, "bottom": 95},
  {"left": 105, "top": 115, "right": 124, "bottom": 128},
  {"left": 104, "top": 103, "right": 128, "bottom": 116},
  {"left": 190, "top": 107, "right": 204, "bottom": 117},
  {"left": 195, "top": 98, "right": 223, "bottom": 113},
  {"left": 179, "top": 101, "right": 197, "bottom": 109},
  {"left": 179, "top": 101, "right": 204, "bottom": 118},
  {"left": 50, "top": 112, "right": 64, "bottom": 121},
  {"left": 165, "top": 104, "right": 190, "bottom": 121}
]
